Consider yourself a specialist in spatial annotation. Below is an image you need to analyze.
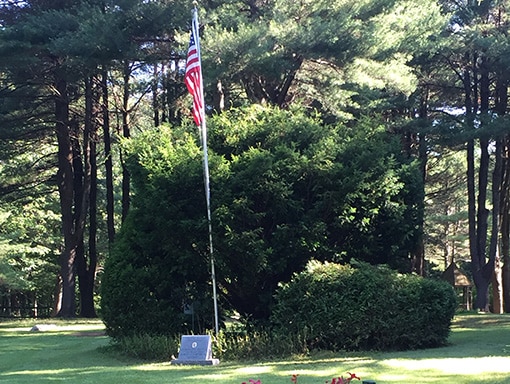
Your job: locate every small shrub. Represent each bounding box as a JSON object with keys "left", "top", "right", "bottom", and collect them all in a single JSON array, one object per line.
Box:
[
  {"left": 215, "top": 324, "right": 307, "bottom": 360},
  {"left": 109, "top": 333, "right": 181, "bottom": 361},
  {"left": 271, "top": 260, "right": 457, "bottom": 351}
]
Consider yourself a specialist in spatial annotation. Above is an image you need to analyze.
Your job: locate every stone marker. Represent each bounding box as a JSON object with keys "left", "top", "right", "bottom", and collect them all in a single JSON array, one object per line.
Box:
[
  {"left": 171, "top": 335, "right": 220, "bottom": 365},
  {"left": 30, "top": 324, "right": 58, "bottom": 332}
]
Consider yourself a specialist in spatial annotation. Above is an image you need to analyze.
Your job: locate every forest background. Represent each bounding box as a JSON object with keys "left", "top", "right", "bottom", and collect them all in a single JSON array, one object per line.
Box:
[{"left": 1, "top": 0, "right": 510, "bottom": 326}]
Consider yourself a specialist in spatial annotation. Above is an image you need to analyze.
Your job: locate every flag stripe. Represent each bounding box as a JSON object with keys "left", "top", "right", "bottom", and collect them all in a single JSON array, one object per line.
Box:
[{"left": 185, "top": 18, "right": 204, "bottom": 126}]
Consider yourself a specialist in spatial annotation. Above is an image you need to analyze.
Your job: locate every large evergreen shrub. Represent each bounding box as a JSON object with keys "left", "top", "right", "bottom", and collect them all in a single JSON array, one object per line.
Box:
[
  {"left": 271, "top": 260, "right": 457, "bottom": 351},
  {"left": 101, "top": 106, "right": 425, "bottom": 338},
  {"left": 100, "top": 127, "right": 214, "bottom": 338}
]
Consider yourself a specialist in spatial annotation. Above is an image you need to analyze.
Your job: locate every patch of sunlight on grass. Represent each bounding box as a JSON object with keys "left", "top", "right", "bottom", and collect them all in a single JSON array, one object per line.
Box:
[
  {"left": 235, "top": 366, "right": 273, "bottom": 375},
  {"left": 382, "top": 356, "right": 510, "bottom": 375},
  {"left": 170, "top": 366, "right": 275, "bottom": 383},
  {"left": 191, "top": 369, "right": 248, "bottom": 382},
  {"left": 272, "top": 356, "right": 377, "bottom": 378},
  {"left": 50, "top": 322, "right": 105, "bottom": 332},
  {"left": 379, "top": 373, "right": 411, "bottom": 382},
  {"left": 1, "top": 328, "right": 31, "bottom": 333},
  {"left": 190, "top": 373, "right": 237, "bottom": 382},
  {"left": 263, "top": 355, "right": 374, "bottom": 366},
  {"left": 0, "top": 320, "right": 105, "bottom": 334},
  {"left": 128, "top": 363, "right": 168, "bottom": 371},
  {"left": 2, "top": 368, "right": 86, "bottom": 376},
  {"left": 285, "top": 366, "right": 355, "bottom": 379}
]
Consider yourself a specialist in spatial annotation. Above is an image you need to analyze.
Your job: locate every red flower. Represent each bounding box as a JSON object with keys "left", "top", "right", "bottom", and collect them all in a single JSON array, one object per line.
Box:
[
  {"left": 346, "top": 372, "right": 361, "bottom": 381},
  {"left": 291, "top": 374, "right": 299, "bottom": 383}
]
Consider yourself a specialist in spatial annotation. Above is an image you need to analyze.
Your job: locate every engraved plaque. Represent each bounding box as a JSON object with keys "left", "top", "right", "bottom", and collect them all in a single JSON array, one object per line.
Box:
[{"left": 171, "top": 335, "right": 219, "bottom": 365}]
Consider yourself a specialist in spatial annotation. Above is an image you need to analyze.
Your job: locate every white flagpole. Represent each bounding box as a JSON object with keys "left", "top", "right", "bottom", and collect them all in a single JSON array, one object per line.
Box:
[{"left": 192, "top": 6, "right": 220, "bottom": 337}]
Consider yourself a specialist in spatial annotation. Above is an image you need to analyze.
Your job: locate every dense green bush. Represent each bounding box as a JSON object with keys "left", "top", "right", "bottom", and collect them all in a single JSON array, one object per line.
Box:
[
  {"left": 100, "top": 218, "right": 187, "bottom": 339},
  {"left": 100, "top": 126, "right": 214, "bottom": 339},
  {"left": 101, "top": 106, "right": 425, "bottom": 339},
  {"left": 271, "top": 260, "right": 457, "bottom": 351}
]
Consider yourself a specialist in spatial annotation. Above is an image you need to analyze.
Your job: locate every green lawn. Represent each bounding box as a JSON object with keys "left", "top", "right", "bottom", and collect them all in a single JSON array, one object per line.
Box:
[{"left": 1, "top": 313, "right": 509, "bottom": 384}]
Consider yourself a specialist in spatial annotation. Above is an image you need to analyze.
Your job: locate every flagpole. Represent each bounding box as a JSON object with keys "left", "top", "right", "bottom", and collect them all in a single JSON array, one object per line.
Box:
[{"left": 191, "top": 5, "right": 220, "bottom": 337}]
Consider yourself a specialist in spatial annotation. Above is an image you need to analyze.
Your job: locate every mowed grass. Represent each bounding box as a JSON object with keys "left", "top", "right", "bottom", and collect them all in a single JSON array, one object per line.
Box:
[{"left": 0, "top": 313, "right": 509, "bottom": 384}]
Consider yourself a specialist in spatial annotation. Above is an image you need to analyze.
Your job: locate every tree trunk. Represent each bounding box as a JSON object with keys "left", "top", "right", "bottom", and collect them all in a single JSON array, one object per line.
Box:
[
  {"left": 473, "top": 136, "right": 490, "bottom": 312},
  {"left": 496, "top": 74, "right": 509, "bottom": 313},
  {"left": 492, "top": 256, "right": 503, "bottom": 313},
  {"left": 213, "top": 79, "right": 225, "bottom": 114},
  {"left": 463, "top": 55, "right": 489, "bottom": 311},
  {"left": 78, "top": 149, "right": 97, "bottom": 318},
  {"left": 275, "top": 55, "right": 303, "bottom": 107},
  {"left": 502, "top": 138, "right": 510, "bottom": 312},
  {"left": 493, "top": 73, "right": 508, "bottom": 313},
  {"left": 84, "top": 130, "right": 98, "bottom": 317},
  {"left": 412, "top": 88, "right": 429, "bottom": 276},
  {"left": 51, "top": 275, "right": 62, "bottom": 317},
  {"left": 152, "top": 63, "right": 160, "bottom": 127},
  {"left": 101, "top": 69, "right": 116, "bottom": 242},
  {"left": 121, "top": 61, "right": 131, "bottom": 222},
  {"left": 490, "top": 138, "right": 503, "bottom": 313},
  {"left": 75, "top": 76, "right": 98, "bottom": 318},
  {"left": 55, "top": 69, "right": 76, "bottom": 318},
  {"left": 463, "top": 52, "right": 491, "bottom": 311}
]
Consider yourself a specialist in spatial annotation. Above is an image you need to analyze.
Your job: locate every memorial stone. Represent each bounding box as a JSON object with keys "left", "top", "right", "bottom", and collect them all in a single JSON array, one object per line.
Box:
[{"left": 171, "top": 335, "right": 219, "bottom": 365}]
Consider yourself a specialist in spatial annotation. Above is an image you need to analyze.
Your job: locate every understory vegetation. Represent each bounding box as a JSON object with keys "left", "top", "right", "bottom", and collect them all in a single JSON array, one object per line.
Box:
[{"left": 107, "top": 261, "right": 457, "bottom": 361}]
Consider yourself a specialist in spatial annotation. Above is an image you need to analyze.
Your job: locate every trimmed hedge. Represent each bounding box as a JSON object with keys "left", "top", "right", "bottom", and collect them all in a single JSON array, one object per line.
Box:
[{"left": 271, "top": 260, "right": 457, "bottom": 351}]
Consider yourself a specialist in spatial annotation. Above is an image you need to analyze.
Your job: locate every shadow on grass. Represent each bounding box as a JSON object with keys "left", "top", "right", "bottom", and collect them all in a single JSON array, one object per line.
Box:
[{"left": 0, "top": 314, "right": 509, "bottom": 384}]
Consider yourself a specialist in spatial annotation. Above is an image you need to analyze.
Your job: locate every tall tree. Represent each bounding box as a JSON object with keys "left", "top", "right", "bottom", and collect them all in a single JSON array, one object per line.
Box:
[
  {"left": 501, "top": 136, "right": 510, "bottom": 312},
  {"left": 199, "top": 0, "right": 445, "bottom": 120},
  {"left": 424, "top": 0, "right": 510, "bottom": 311},
  {"left": 0, "top": 0, "right": 190, "bottom": 317}
]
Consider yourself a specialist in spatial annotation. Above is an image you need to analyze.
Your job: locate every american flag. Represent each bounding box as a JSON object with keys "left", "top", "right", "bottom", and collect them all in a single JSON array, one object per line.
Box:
[{"left": 185, "top": 15, "right": 204, "bottom": 127}]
